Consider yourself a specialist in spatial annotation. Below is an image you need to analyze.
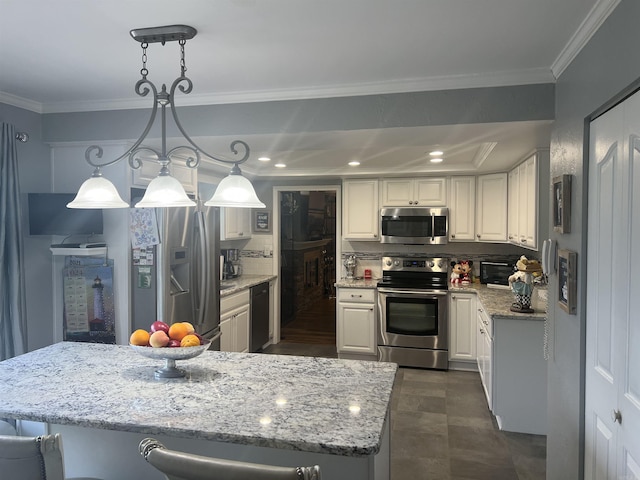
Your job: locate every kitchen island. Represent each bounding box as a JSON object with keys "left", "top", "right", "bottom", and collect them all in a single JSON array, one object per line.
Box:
[{"left": 0, "top": 342, "right": 397, "bottom": 480}]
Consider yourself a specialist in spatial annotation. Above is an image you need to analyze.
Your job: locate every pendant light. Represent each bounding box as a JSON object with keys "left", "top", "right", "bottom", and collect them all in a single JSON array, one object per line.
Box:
[{"left": 67, "top": 25, "right": 264, "bottom": 210}]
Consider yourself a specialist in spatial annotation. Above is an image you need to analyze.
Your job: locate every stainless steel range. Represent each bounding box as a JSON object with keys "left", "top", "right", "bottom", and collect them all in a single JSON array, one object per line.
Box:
[{"left": 377, "top": 256, "right": 449, "bottom": 370}]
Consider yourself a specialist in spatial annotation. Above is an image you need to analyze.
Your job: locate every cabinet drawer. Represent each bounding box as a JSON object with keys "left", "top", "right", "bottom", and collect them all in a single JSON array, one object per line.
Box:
[
  {"left": 221, "top": 289, "right": 250, "bottom": 314},
  {"left": 338, "top": 288, "right": 376, "bottom": 304}
]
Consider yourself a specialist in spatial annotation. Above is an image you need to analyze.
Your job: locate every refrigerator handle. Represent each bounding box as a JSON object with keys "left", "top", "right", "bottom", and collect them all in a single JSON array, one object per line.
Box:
[{"left": 195, "top": 210, "right": 208, "bottom": 326}]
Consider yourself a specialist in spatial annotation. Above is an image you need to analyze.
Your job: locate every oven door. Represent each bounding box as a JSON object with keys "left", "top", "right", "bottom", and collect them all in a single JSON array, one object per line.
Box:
[{"left": 377, "top": 288, "right": 448, "bottom": 350}]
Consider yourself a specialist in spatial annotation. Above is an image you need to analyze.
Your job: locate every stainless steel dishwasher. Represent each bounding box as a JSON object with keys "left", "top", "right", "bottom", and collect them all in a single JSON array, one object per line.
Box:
[{"left": 250, "top": 282, "right": 270, "bottom": 352}]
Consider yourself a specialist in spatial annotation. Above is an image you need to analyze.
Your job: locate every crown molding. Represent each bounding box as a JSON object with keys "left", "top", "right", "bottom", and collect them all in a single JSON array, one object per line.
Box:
[
  {"left": 551, "top": 0, "right": 621, "bottom": 78},
  {"left": 472, "top": 143, "right": 498, "bottom": 169},
  {"left": 0, "top": 91, "right": 43, "bottom": 113}
]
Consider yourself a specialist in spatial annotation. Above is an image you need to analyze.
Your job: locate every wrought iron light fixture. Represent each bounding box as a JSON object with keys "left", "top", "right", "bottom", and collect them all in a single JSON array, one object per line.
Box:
[{"left": 68, "top": 25, "right": 265, "bottom": 209}]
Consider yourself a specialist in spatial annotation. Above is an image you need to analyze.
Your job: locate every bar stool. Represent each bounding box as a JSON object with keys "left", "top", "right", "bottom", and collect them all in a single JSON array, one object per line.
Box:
[
  {"left": 139, "top": 437, "right": 322, "bottom": 480},
  {"left": 0, "top": 434, "right": 102, "bottom": 480}
]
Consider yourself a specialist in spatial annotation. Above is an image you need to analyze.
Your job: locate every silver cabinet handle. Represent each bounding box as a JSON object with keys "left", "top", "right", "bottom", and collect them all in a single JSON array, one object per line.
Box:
[{"left": 612, "top": 409, "right": 622, "bottom": 424}]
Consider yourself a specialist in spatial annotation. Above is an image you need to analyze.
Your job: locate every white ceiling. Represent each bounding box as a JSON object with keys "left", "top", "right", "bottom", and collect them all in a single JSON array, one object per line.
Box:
[{"left": 0, "top": 0, "right": 615, "bottom": 177}]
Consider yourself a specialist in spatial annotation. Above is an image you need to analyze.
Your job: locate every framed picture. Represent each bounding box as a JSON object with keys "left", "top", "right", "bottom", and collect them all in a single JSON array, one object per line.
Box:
[
  {"left": 553, "top": 175, "right": 572, "bottom": 233},
  {"left": 252, "top": 210, "right": 271, "bottom": 233},
  {"left": 557, "top": 249, "right": 577, "bottom": 314}
]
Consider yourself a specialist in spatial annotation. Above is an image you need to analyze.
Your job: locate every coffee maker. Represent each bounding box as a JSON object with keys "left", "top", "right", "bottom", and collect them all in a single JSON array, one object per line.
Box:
[{"left": 222, "top": 248, "right": 241, "bottom": 279}]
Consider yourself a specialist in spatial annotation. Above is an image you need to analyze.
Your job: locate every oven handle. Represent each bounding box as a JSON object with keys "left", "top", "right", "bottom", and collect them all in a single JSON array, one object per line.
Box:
[{"left": 377, "top": 288, "right": 449, "bottom": 296}]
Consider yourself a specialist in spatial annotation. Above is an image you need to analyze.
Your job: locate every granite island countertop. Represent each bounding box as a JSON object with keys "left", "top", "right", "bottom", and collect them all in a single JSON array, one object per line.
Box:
[{"left": 0, "top": 342, "right": 397, "bottom": 457}]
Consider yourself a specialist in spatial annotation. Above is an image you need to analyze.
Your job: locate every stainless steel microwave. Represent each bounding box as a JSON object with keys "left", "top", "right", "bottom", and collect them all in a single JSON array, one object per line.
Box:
[{"left": 380, "top": 207, "right": 448, "bottom": 245}]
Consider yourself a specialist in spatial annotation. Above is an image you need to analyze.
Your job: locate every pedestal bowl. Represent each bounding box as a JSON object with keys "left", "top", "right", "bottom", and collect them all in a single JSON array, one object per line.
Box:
[{"left": 130, "top": 342, "right": 211, "bottom": 379}]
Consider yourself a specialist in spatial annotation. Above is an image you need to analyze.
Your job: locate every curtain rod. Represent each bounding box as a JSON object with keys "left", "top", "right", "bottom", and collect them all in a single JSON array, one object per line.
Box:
[{"left": 15, "top": 132, "right": 29, "bottom": 143}]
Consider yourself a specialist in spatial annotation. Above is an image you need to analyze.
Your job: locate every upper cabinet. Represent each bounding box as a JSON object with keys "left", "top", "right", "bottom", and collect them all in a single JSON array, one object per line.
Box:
[
  {"left": 343, "top": 179, "right": 379, "bottom": 241},
  {"left": 476, "top": 173, "right": 508, "bottom": 242},
  {"left": 131, "top": 158, "right": 198, "bottom": 194},
  {"left": 220, "top": 208, "right": 251, "bottom": 241},
  {"left": 381, "top": 178, "right": 447, "bottom": 207},
  {"left": 448, "top": 176, "right": 476, "bottom": 241},
  {"left": 508, "top": 151, "right": 548, "bottom": 250}
]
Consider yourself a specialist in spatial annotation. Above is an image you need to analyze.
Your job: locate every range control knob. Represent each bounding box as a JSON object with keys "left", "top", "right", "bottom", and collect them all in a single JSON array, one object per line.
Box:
[
  {"left": 394, "top": 260, "right": 401, "bottom": 266},
  {"left": 428, "top": 261, "right": 435, "bottom": 268},
  {"left": 385, "top": 259, "right": 393, "bottom": 266}
]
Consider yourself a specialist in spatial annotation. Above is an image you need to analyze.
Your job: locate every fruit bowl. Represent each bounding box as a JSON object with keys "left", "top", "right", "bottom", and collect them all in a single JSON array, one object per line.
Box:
[{"left": 130, "top": 341, "right": 211, "bottom": 379}]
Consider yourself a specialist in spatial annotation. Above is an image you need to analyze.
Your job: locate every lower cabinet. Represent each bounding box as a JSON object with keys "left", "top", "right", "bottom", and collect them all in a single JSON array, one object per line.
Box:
[
  {"left": 220, "top": 290, "right": 250, "bottom": 353},
  {"left": 448, "top": 292, "right": 477, "bottom": 364},
  {"left": 336, "top": 287, "right": 377, "bottom": 360},
  {"left": 476, "top": 305, "right": 493, "bottom": 410},
  {"left": 476, "top": 297, "right": 547, "bottom": 435}
]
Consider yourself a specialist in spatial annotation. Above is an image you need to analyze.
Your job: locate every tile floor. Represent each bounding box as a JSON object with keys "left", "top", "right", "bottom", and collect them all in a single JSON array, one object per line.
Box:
[{"left": 262, "top": 342, "right": 546, "bottom": 480}]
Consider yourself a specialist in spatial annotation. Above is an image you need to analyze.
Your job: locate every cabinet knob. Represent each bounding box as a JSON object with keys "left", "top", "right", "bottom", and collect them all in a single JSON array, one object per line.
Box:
[
  {"left": 451, "top": 234, "right": 456, "bottom": 239},
  {"left": 414, "top": 201, "right": 418, "bottom": 205},
  {"left": 612, "top": 409, "right": 622, "bottom": 424},
  {"left": 480, "top": 328, "right": 485, "bottom": 335},
  {"left": 477, "top": 234, "right": 481, "bottom": 238},
  {"left": 483, "top": 320, "right": 489, "bottom": 326},
  {"left": 239, "top": 232, "right": 244, "bottom": 236},
  {"left": 521, "top": 239, "right": 527, "bottom": 244},
  {"left": 408, "top": 201, "right": 414, "bottom": 205},
  {"left": 452, "top": 295, "right": 456, "bottom": 299},
  {"left": 478, "top": 308, "right": 483, "bottom": 312}
]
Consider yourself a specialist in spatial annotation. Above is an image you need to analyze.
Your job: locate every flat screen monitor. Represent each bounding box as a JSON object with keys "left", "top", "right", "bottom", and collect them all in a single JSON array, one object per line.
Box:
[{"left": 28, "top": 193, "right": 104, "bottom": 236}]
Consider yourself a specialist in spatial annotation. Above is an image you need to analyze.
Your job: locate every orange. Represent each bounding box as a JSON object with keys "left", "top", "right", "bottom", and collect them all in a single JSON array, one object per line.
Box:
[
  {"left": 130, "top": 329, "right": 150, "bottom": 346},
  {"left": 182, "top": 322, "right": 195, "bottom": 334},
  {"left": 168, "top": 322, "right": 190, "bottom": 341},
  {"left": 180, "top": 334, "right": 201, "bottom": 347}
]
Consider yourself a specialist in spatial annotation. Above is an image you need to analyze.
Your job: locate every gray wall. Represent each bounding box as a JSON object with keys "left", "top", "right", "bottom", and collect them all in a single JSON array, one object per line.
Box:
[
  {"left": 41, "top": 84, "right": 554, "bottom": 143},
  {"left": 547, "top": 0, "right": 640, "bottom": 477},
  {"left": 0, "top": 103, "right": 54, "bottom": 351}
]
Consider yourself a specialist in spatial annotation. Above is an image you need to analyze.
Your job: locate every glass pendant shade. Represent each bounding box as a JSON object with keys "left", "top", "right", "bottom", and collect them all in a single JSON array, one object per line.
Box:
[
  {"left": 205, "top": 171, "right": 265, "bottom": 208},
  {"left": 135, "top": 173, "right": 196, "bottom": 208},
  {"left": 67, "top": 176, "right": 129, "bottom": 209}
]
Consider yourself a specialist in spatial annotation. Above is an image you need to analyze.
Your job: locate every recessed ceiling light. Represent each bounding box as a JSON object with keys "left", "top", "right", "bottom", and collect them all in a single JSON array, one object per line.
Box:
[
  {"left": 430, "top": 158, "right": 444, "bottom": 163},
  {"left": 258, "top": 156, "right": 271, "bottom": 162},
  {"left": 275, "top": 163, "right": 286, "bottom": 168},
  {"left": 429, "top": 150, "right": 444, "bottom": 156},
  {"left": 348, "top": 161, "right": 360, "bottom": 166}
]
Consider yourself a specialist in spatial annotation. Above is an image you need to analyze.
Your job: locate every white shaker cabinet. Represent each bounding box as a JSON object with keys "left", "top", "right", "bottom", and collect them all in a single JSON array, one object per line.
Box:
[
  {"left": 342, "top": 180, "right": 379, "bottom": 240},
  {"left": 381, "top": 178, "right": 447, "bottom": 207},
  {"left": 220, "top": 290, "right": 250, "bottom": 353},
  {"left": 475, "top": 173, "right": 508, "bottom": 242},
  {"left": 131, "top": 158, "right": 198, "bottom": 194},
  {"left": 448, "top": 176, "right": 476, "bottom": 241},
  {"left": 336, "top": 287, "right": 377, "bottom": 359},
  {"left": 220, "top": 207, "right": 251, "bottom": 241},
  {"left": 448, "top": 292, "right": 477, "bottom": 363},
  {"left": 476, "top": 304, "right": 493, "bottom": 410},
  {"left": 508, "top": 154, "right": 538, "bottom": 249}
]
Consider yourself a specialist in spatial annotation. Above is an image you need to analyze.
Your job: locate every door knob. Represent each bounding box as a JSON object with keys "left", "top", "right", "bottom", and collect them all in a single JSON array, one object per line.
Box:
[{"left": 612, "top": 409, "right": 622, "bottom": 424}]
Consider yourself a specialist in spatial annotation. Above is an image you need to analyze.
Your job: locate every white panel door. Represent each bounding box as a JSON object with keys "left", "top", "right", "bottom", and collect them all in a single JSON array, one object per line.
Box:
[{"left": 586, "top": 90, "right": 640, "bottom": 479}]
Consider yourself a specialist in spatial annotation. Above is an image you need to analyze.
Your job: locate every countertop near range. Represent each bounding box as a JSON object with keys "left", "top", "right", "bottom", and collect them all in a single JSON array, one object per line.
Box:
[
  {"left": 335, "top": 278, "right": 547, "bottom": 321},
  {"left": 220, "top": 274, "right": 276, "bottom": 297},
  {"left": 335, "top": 278, "right": 379, "bottom": 289},
  {"left": 0, "top": 342, "right": 397, "bottom": 457},
  {"left": 451, "top": 283, "right": 548, "bottom": 320}
]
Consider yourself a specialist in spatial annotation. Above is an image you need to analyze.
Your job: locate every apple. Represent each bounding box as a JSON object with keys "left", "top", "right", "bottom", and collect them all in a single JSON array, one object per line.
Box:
[
  {"left": 192, "top": 332, "right": 204, "bottom": 344},
  {"left": 150, "top": 321, "right": 170, "bottom": 334},
  {"left": 149, "top": 330, "right": 170, "bottom": 348},
  {"left": 167, "top": 339, "right": 182, "bottom": 348}
]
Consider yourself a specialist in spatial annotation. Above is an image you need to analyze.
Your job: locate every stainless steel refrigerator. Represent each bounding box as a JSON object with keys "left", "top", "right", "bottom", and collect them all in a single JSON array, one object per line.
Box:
[{"left": 131, "top": 196, "right": 221, "bottom": 348}]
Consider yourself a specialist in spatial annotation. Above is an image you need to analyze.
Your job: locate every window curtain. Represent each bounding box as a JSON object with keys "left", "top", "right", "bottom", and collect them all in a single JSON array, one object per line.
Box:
[{"left": 0, "top": 123, "right": 27, "bottom": 360}]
